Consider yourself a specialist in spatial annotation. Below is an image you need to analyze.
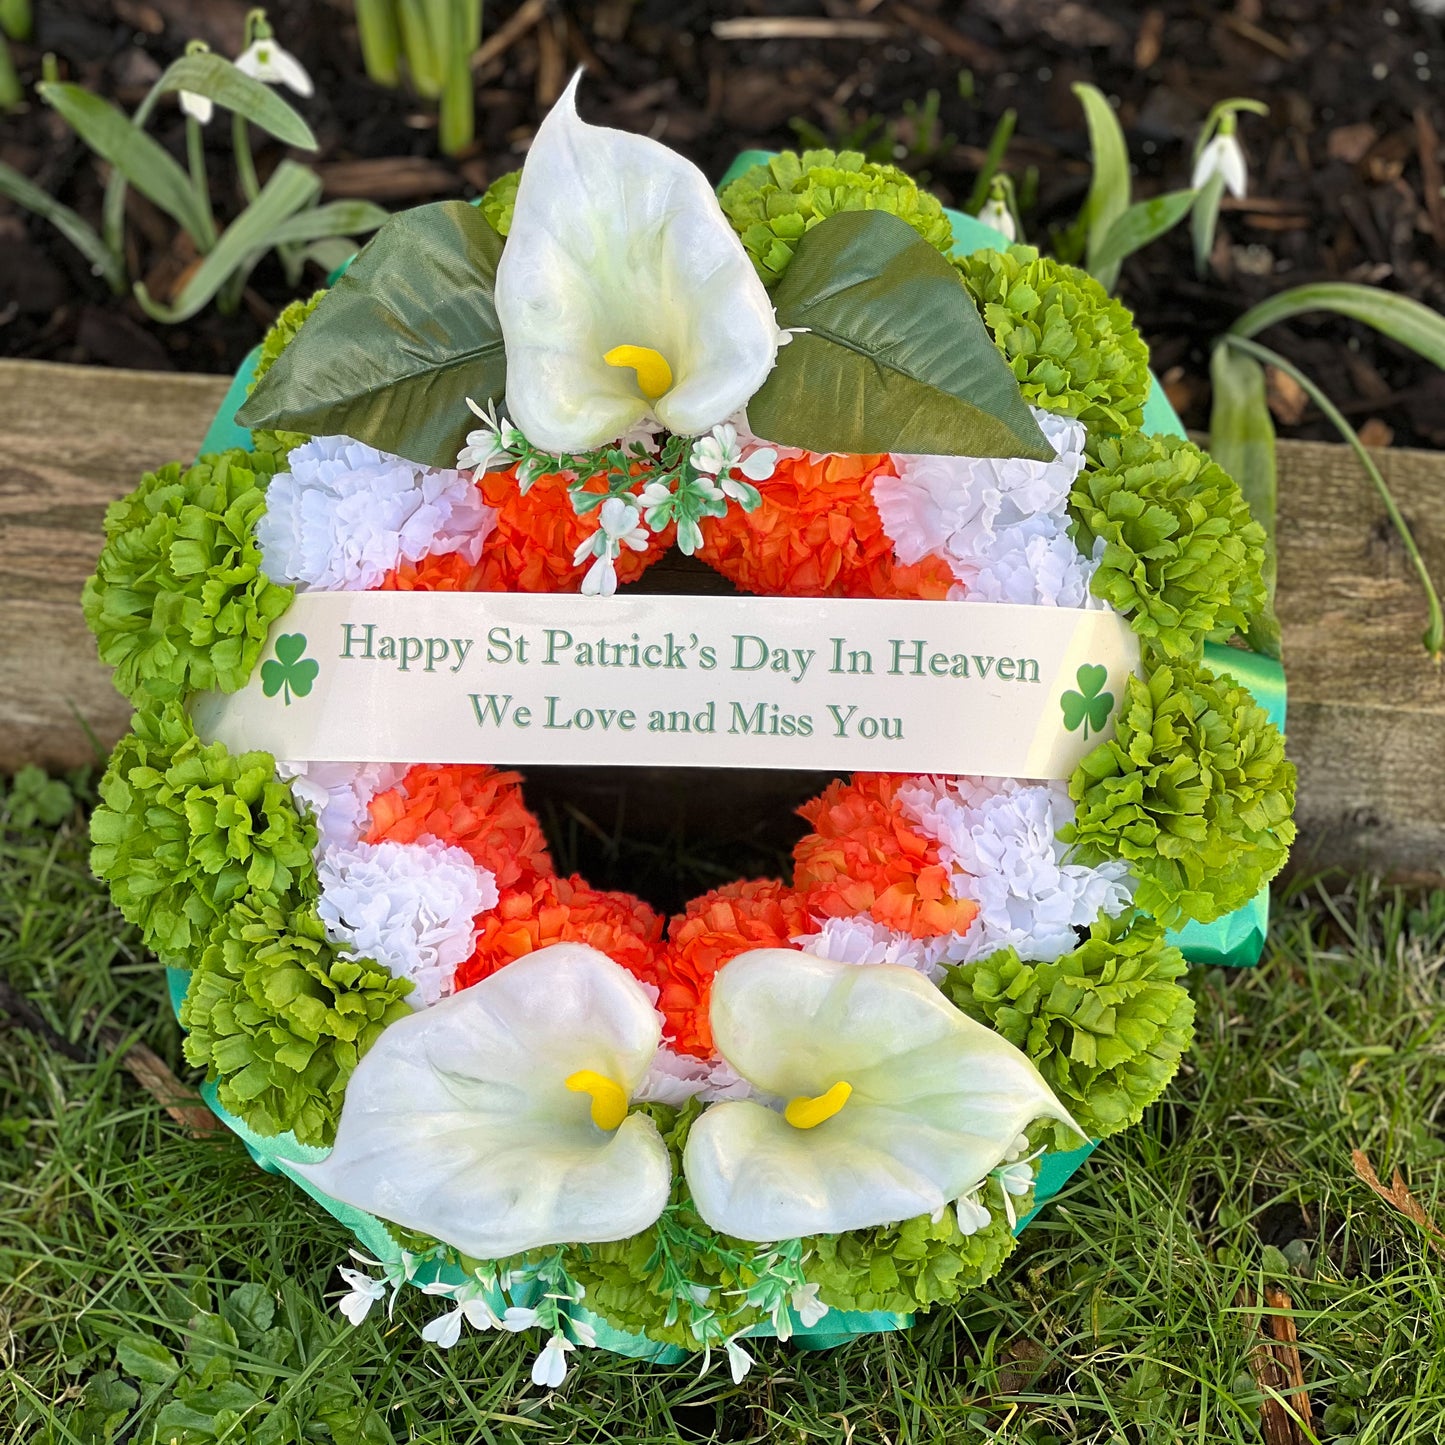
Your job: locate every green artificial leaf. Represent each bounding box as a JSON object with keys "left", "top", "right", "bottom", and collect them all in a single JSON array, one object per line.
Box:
[
  {"left": 747, "top": 210, "right": 1051, "bottom": 459},
  {"left": 134, "top": 161, "right": 323, "bottom": 323},
  {"left": 152, "top": 51, "right": 317, "bottom": 148},
  {"left": 1230, "top": 281, "right": 1445, "bottom": 368},
  {"left": 238, "top": 200, "right": 505, "bottom": 468},
  {"left": 116, "top": 1334, "right": 181, "bottom": 1385},
  {"left": 1209, "top": 341, "right": 1281, "bottom": 658},
  {"left": 1091, "top": 188, "right": 1196, "bottom": 292},
  {"left": 37, "top": 82, "right": 214, "bottom": 248},
  {"left": 0, "top": 159, "right": 125, "bottom": 292},
  {"left": 1073, "top": 82, "right": 1131, "bottom": 266}
]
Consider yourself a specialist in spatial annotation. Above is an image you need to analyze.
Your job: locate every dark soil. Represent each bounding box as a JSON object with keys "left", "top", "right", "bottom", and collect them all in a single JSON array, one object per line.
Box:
[{"left": 3, "top": 0, "right": 1445, "bottom": 450}]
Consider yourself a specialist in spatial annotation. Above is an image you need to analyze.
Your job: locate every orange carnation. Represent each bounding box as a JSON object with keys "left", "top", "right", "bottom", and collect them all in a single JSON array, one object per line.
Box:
[
  {"left": 454, "top": 873, "right": 664, "bottom": 992},
  {"left": 695, "top": 450, "right": 953, "bottom": 599},
  {"left": 470, "top": 464, "right": 673, "bottom": 594},
  {"left": 792, "top": 773, "right": 977, "bottom": 940},
  {"left": 377, "top": 549, "right": 488, "bottom": 593},
  {"left": 365, "top": 764, "right": 552, "bottom": 892},
  {"left": 656, "top": 879, "right": 810, "bottom": 1058}
]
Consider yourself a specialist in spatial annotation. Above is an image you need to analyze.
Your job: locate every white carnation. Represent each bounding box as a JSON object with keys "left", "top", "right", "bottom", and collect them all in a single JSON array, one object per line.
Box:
[
  {"left": 277, "top": 760, "right": 408, "bottom": 852},
  {"left": 257, "top": 435, "right": 497, "bottom": 592},
  {"left": 792, "top": 914, "right": 953, "bottom": 983},
  {"left": 634, "top": 1047, "right": 754, "bottom": 1105},
  {"left": 949, "top": 512, "right": 1102, "bottom": 608},
  {"left": 898, "top": 775, "right": 1132, "bottom": 964},
  {"left": 316, "top": 839, "right": 498, "bottom": 1007}
]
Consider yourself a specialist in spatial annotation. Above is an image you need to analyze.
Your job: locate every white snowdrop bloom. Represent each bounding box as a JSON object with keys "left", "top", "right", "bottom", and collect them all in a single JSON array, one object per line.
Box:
[
  {"left": 898, "top": 776, "right": 1131, "bottom": 965},
  {"left": 949, "top": 511, "right": 1102, "bottom": 608},
  {"left": 792, "top": 913, "right": 953, "bottom": 984},
  {"left": 180, "top": 89, "right": 214, "bottom": 124},
  {"left": 335, "top": 1264, "right": 386, "bottom": 1325},
  {"left": 316, "top": 839, "right": 497, "bottom": 1007},
  {"left": 953, "top": 1191, "right": 992, "bottom": 1236},
  {"left": 876, "top": 409, "right": 1084, "bottom": 570},
  {"left": 977, "top": 193, "right": 1018, "bottom": 241},
  {"left": 1191, "top": 131, "right": 1248, "bottom": 200},
  {"left": 235, "top": 35, "right": 313, "bottom": 97},
  {"left": 257, "top": 435, "right": 496, "bottom": 592},
  {"left": 725, "top": 1337, "right": 754, "bottom": 1383},
  {"left": 634, "top": 1046, "right": 755, "bottom": 1106},
  {"left": 532, "top": 1333, "right": 577, "bottom": 1389},
  {"left": 276, "top": 760, "right": 408, "bottom": 852}
]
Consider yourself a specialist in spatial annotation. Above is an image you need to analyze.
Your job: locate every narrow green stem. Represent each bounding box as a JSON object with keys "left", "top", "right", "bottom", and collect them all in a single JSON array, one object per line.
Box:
[
  {"left": 965, "top": 108, "right": 1016, "bottom": 215},
  {"left": 232, "top": 111, "right": 259, "bottom": 203},
  {"left": 1226, "top": 334, "right": 1444, "bottom": 662},
  {"left": 184, "top": 115, "right": 215, "bottom": 246}
]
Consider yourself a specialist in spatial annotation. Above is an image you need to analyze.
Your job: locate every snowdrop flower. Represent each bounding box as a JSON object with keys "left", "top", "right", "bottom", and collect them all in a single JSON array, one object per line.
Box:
[
  {"left": 532, "top": 1332, "right": 577, "bottom": 1388},
  {"left": 791, "top": 1282, "right": 828, "bottom": 1329},
  {"left": 316, "top": 839, "right": 496, "bottom": 1007},
  {"left": 235, "top": 32, "right": 313, "bottom": 97},
  {"left": 300, "top": 944, "right": 672, "bottom": 1258},
  {"left": 725, "top": 1337, "right": 754, "bottom": 1383},
  {"left": 494, "top": 73, "right": 781, "bottom": 453},
  {"left": 336, "top": 1264, "right": 387, "bottom": 1325},
  {"left": 977, "top": 179, "right": 1018, "bottom": 241},
  {"left": 180, "top": 89, "right": 214, "bottom": 124},
  {"left": 1191, "top": 124, "right": 1248, "bottom": 200},
  {"left": 682, "top": 949, "right": 1079, "bottom": 1240},
  {"left": 953, "top": 1190, "right": 992, "bottom": 1236},
  {"left": 420, "top": 1278, "right": 505, "bottom": 1348},
  {"left": 573, "top": 496, "right": 650, "bottom": 597}
]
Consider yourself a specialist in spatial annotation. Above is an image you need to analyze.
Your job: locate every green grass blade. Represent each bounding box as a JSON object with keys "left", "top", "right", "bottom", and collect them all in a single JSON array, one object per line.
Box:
[
  {"left": 1209, "top": 341, "right": 1281, "bottom": 659},
  {"left": 0, "top": 32, "right": 20, "bottom": 110},
  {"left": 1072, "top": 82, "right": 1130, "bottom": 269},
  {"left": 397, "top": 0, "right": 444, "bottom": 97},
  {"left": 1090, "top": 187, "right": 1196, "bottom": 291},
  {"left": 38, "top": 81, "right": 215, "bottom": 250},
  {"left": 0, "top": 0, "right": 30, "bottom": 39},
  {"left": 264, "top": 199, "right": 389, "bottom": 247},
  {"left": 356, "top": 0, "right": 402, "bottom": 87},
  {"left": 133, "top": 160, "right": 321, "bottom": 322},
  {"left": 0, "top": 159, "right": 126, "bottom": 292},
  {"left": 1227, "top": 333, "right": 1444, "bottom": 660},
  {"left": 152, "top": 52, "right": 317, "bottom": 150},
  {"left": 1230, "top": 282, "right": 1445, "bottom": 369},
  {"left": 1191, "top": 169, "right": 1226, "bottom": 278},
  {"left": 436, "top": 0, "right": 475, "bottom": 156},
  {"left": 964, "top": 108, "right": 1016, "bottom": 215}
]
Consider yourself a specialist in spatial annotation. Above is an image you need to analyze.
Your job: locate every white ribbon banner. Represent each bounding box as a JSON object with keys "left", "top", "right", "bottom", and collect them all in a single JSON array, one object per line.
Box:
[{"left": 191, "top": 592, "right": 1140, "bottom": 780}]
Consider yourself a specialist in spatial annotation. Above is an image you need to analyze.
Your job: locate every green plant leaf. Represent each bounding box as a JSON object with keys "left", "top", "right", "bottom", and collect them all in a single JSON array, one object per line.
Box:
[
  {"left": 747, "top": 210, "right": 1051, "bottom": 459},
  {"left": 1091, "top": 188, "right": 1196, "bottom": 292},
  {"left": 238, "top": 200, "right": 507, "bottom": 469},
  {"left": 37, "top": 81, "right": 214, "bottom": 249},
  {"left": 1230, "top": 282, "right": 1445, "bottom": 369},
  {"left": 356, "top": 0, "right": 403, "bottom": 86},
  {"left": 1191, "top": 169, "right": 1226, "bottom": 278},
  {"left": 152, "top": 52, "right": 317, "bottom": 149},
  {"left": 115, "top": 1334, "right": 181, "bottom": 1385},
  {"left": 0, "top": 159, "right": 125, "bottom": 291},
  {"left": 1073, "top": 82, "right": 1131, "bottom": 267},
  {"left": 133, "top": 160, "right": 322, "bottom": 323},
  {"left": 1209, "top": 341, "right": 1281, "bottom": 659},
  {"left": 265, "top": 199, "right": 389, "bottom": 248}
]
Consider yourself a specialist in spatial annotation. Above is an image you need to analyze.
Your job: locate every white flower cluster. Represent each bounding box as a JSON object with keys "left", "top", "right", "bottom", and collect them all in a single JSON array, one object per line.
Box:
[
  {"left": 875, "top": 409, "right": 1100, "bottom": 607},
  {"left": 792, "top": 913, "right": 954, "bottom": 984},
  {"left": 317, "top": 839, "right": 498, "bottom": 1008},
  {"left": 257, "top": 435, "right": 497, "bottom": 592},
  {"left": 634, "top": 1046, "right": 755, "bottom": 1106},
  {"left": 897, "top": 775, "right": 1132, "bottom": 964}
]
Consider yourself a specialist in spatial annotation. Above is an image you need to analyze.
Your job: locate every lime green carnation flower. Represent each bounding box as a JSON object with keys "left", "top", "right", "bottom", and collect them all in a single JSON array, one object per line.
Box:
[
  {"left": 1070, "top": 432, "right": 1268, "bottom": 659},
  {"left": 955, "top": 244, "right": 1151, "bottom": 434},
  {"left": 1061, "top": 661, "right": 1297, "bottom": 928},
  {"left": 89, "top": 703, "right": 317, "bottom": 958},
  {"left": 719, "top": 149, "right": 954, "bottom": 286},
  {"left": 181, "top": 899, "right": 413, "bottom": 1147},
  {"left": 942, "top": 911, "right": 1195, "bottom": 1142},
  {"left": 480, "top": 169, "right": 520, "bottom": 237},
  {"left": 249, "top": 291, "right": 326, "bottom": 460},
  {"left": 82, "top": 448, "right": 291, "bottom": 703}
]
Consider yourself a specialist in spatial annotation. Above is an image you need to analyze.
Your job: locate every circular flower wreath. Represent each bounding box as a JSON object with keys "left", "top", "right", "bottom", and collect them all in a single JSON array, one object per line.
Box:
[{"left": 83, "top": 82, "right": 1295, "bottom": 1385}]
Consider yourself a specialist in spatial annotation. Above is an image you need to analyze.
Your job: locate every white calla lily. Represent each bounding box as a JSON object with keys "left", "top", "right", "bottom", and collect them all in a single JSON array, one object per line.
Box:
[
  {"left": 300, "top": 943, "right": 671, "bottom": 1258},
  {"left": 494, "top": 72, "right": 782, "bottom": 453},
  {"left": 682, "top": 949, "right": 1079, "bottom": 1241}
]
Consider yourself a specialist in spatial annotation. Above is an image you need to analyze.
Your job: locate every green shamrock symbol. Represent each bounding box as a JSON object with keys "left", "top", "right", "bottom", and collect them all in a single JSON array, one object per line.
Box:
[
  {"left": 260, "top": 633, "right": 319, "bottom": 706},
  {"left": 1060, "top": 663, "right": 1114, "bottom": 739}
]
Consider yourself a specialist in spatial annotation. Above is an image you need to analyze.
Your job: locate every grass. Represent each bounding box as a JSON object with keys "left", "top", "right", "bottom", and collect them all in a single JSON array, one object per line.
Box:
[{"left": 2, "top": 775, "right": 1443, "bottom": 1445}]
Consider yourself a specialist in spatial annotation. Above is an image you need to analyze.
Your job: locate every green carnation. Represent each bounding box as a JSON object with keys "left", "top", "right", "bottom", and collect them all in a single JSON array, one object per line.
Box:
[
  {"left": 942, "top": 912, "right": 1194, "bottom": 1142},
  {"left": 480, "top": 169, "right": 520, "bottom": 237},
  {"left": 1070, "top": 433, "right": 1268, "bottom": 658},
  {"left": 249, "top": 292, "right": 325, "bottom": 460},
  {"left": 719, "top": 148, "right": 954, "bottom": 286},
  {"left": 1061, "top": 661, "right": 1297, "bottom": 928},
  {"left": 89, "top": 704, "right": 317, "bottom": 958},
  {"left": 955, "top": 244, "right": 1151, "bottom": 434},
  {"left": 181, "top": 899, "right": 413, "bottom": 1147},
  {"left": 81, "top": 449, "right": 291, "bottom": 703}
]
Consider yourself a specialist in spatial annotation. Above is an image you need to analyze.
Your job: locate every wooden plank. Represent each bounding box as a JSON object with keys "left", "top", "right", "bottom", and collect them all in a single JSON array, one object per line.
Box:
[{"left": 1, "top": 357, "right": 1442, "bottom": 881}]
